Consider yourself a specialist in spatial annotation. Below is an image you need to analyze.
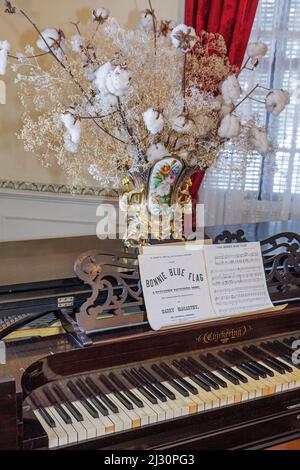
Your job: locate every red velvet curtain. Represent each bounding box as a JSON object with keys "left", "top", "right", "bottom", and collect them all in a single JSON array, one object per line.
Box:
[{"left": 186, "top": 0, "right": 259, "bottom": 202}]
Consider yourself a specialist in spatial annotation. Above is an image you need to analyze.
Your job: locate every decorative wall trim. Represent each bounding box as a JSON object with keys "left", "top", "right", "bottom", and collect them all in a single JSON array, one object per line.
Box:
[
  {"left": 0, "top": 187, "right": 120, "bottom": 242},
  {"left": 0, "top": 179, "right": 119, "bottom": 198}
]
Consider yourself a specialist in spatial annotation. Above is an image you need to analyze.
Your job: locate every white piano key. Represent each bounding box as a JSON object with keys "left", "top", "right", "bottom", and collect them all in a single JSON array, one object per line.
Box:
[
  {"left": 93, "top": 398, "right": 124, "bottom": 432},
  {"left": 108, "top": 394, "right": 140, "bottom": 429},
  {"left": 125, "top": 389, "right": 150, "bottom": 425},
  {"left": 33, "top": 409, "right": 59, "bottom": 449},
  {"left": 61, "top": 404, "right": 88, "bottom": 442},
  {"left": 183, "top": 376, "right": 221, "bottom": 409},
  {"left": 47, "top": 406, "right": 77, "bottom": 445},
  {"left": 275, "top": 357, "right": 299, "bottom": 388},
  {"left": 72, "top": 401, "right": 98, "bottom": 439},
  {"left": 161, "top": 381, "right": 193, "bottom": 415},
  {"left": 77, "top": 400, "right": 113, "bottom": 437},
  {"left": 212, "top": 371, "right": 249, "bottom": 403},
  {"left": 44, "top": 407, "right": 68, "bottom": 447},
  {"left": 133, "top": 388, "right": 166, "bottom": 422},
  {"left": 276, "top": 357, "right": 300, "bottom": 387}
]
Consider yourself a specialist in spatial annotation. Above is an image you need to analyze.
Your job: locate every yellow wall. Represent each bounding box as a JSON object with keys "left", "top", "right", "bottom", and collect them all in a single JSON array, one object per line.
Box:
[{"left": 0, "top": 0, "right": 185, "bottom": 185}]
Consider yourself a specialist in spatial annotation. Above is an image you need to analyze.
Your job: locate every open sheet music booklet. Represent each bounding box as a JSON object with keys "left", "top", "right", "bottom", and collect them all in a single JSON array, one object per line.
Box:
[{"left": 139, "top": 242, "right": 283, "bottom": 331}]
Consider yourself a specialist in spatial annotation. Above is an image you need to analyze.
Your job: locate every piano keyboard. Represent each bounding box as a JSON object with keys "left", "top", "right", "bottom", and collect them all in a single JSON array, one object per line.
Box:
[
  {"left": 28, "top": 335, "right": 300, "bottom": 449},
  {"left": 0, "top": 313, "right": 64, "bottom": 340}
]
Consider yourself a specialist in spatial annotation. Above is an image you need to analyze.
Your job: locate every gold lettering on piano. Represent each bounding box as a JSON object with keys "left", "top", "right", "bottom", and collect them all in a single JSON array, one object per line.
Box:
[{"left": 196, "top": 325, "right": 252, "bottom": 345}]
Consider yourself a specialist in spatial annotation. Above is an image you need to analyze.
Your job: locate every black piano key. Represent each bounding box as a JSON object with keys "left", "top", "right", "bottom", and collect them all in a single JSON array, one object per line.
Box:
[
  {"left": 237, "top": 364, "right": 260, "bottom": 381},
  {"left": 52, "top": 385, "right": 84, "bottom": 422},
  {"left": 43, "top": 388, "right": 72, "bottom": 424},
  {"left": 188, "top": 357, "right": 227, "bottom": 388},
  {"left": 85, "top": 377, "right": 119, "bottom": 414},
  {"left": 108, "top": 372, "right": 144, "bottom": 409},
  {"left": 172, "top": 360, "right": 211, "bottom": 392},
  {"left": 38, "top": 407, "right": 57, "bottom": 428},
  {"left": 31, "top": 395, "right": 56, "bottom": 428},
  {"left": 274, "top": 340, "right": 295, "bottom": 354},
  {"left": 199, "top": 354, "right": 240, "bottom": 385},
  {"left": 160, "top": 362, "right": 199, "bottom": 396},
  {"left": 262, "top": 358, "right": 286, "bottom": 375},
  {"left": 212, "top": 353, "right": 249, "bottom": 384},
  {"left": 151, "top": 364, "right": 190, "bottom": 398},
  {"left": 261, "top": 342, "right": 298, "bottom": 370},
  {"left": 67, "top": 381, "right": 99, "bottom": 419},
  {"left": 272, "top": 342, "right": 300, "bottom": 369},
  {"left": 230, "top": 349, "right": 269, "bottom": 379},
  {"left": 181, "top": 358, "right": 220, "bottom": 390},
  {"left": 248, "top": 360, "right": 274, "bottom": 378},
  {"left": 130, "top": 368, "right": 167, "bottom": 403},
  {"left": 218, "top": 350, "right": 256, "bottom": 381},
  {"left": 268, "top": 356, "right": 293, "bottom": 373},
  {"left": 122, "top": 370, "right": 158, "bottom": 405},
  {"left": 76, "top": 378, "right": 109, "bottom": 416},
  {"left": 139, "top": 367, "right": 176, "bottom": 401},
  {"left": 247, "top": 360, "right": 272, "bottom": 378},
  {"left": 99, "top": 375, "right": 134, "bottom": 411},
  {"left": 221, "top": 350, "right": 261, "bottom": 381}
]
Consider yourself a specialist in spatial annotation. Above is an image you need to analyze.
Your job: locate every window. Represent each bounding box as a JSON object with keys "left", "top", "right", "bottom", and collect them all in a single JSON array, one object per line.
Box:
[{"left": 202, "top": 0, "right": 300, "bottom": 225}]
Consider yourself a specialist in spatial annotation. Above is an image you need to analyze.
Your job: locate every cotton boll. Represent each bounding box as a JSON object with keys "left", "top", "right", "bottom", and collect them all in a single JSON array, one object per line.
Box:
[
  {"left": 37, "top": 28, "right": 66, "bottom": 60},
  {"left": 210, "top": 95, "right": 223, "bottom": 112},
  {"left": 61, "top": 113, "right": 82, "bottom": 145},
  {"left": 105, "top": 65, "right": 131, "bottom": 97},
  {"left": 249, "top": 127, "right": 272, "bottom": 156},
  {"left": 266, "top": 89, "right": 290, "bottom": 117},
  {"left": 92, "top": 8, "right": 110, "bottom": 23},
  {"left": 220, "top": 103, "right": 234, "bottom": 117},
  {"left": 171, "top": 24, "right": 196, "bottom": 53},
  {"left": 172, "top": 114, "right": 194, "bottom": 134},
  {"left": 139, "top": 9, "right": 156, "bottom": 32},
  {"left": 71, "top": 35, "right": 83, "bottom": 53},
  {"left": 143, "top": 108, "right": 164, "bottom": 135},
  {"left": 94, "top": 62, "right": 113, "bottom": 93},
  {"left": 160, "top": 20, "right": 176, "bottom": 37},
  {"left": 100, "top": 92, "right": 118, "bottom": 108},
  {"left": 218, "top": 114, "right": 241, "bottom": 139},
  {"left": 0, "top": 40, "right": 10, "bottom": 75},
  {"left": 221, "top": 75, "right": 242, "bottom": 105},
  {"left": 247, "top": 42, "right": 268, "bottom": 65},
  {"left": 146, "top": 143, "right": 167, "bottom": 163},
  {"left": 63, "top": 132, "right": 78, "bottom": 154}
]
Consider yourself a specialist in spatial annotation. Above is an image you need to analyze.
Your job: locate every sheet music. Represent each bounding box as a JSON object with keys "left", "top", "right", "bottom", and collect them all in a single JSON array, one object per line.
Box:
[
  {"left": 138, "top": 249, "right": 217, "bottom": 331},
  {"left": 204, "top": 242, "right": 273, "bottom": 317}
]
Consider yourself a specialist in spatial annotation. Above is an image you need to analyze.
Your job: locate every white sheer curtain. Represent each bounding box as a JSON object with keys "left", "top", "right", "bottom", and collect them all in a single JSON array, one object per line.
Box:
[{"left": 200, "top": 0, "right": 300, "bottom": 226}]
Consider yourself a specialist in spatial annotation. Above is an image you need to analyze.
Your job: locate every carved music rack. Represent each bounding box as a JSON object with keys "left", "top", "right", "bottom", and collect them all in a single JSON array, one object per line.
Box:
[
  {"left": 74, "top": 231, "right": 300, "bottom": 334},
  {"left": 74, "top": 249, "right": 146, "bottom": 333}
]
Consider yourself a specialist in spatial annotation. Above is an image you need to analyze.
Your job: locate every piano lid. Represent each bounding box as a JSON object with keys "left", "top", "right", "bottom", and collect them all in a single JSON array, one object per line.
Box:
[{"left": 0, "top": 236, "right": 122, "bottom": 287}]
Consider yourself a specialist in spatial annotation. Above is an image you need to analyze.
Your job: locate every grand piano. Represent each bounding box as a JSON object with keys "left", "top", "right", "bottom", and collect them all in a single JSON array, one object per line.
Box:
[{"left": 1, "top": 222, "right": 300, "bottom": 450}]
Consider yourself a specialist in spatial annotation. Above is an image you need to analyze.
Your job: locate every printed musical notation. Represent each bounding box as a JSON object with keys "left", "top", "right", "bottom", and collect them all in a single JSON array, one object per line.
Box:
[
  {"left": 139, "top": 242, "right": 274, "bottom": 331},
  {"left": 204, "top": 243, "right": 273, "bottom": 317}
]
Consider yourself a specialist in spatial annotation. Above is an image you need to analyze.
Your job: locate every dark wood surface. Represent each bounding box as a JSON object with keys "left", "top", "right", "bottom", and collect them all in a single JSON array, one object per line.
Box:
[
  {"left": 1, "top": 303, "right": 300, "bottom": 397},
  {"left": 2, "top": 219, "right": 299, "bottom": 286},
  {"left": 1, "top": 303, "right": 300, "bottom": 449},
  {"left": 0, "top": 377, "right": 18, "bottom": 449},
  {"left": 1, "top": 220, "right": 300, "bottom": 450}
]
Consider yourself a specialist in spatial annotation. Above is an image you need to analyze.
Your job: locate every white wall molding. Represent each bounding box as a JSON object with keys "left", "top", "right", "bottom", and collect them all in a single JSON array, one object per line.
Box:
[{"left": 0, "top": 189, "right": 119, "bottom": 242}]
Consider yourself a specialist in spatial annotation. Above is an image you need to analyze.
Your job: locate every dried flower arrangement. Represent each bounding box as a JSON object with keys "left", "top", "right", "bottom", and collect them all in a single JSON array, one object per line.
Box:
[{"left": 0, "top": 1, "right": 290, "bottom": 195}]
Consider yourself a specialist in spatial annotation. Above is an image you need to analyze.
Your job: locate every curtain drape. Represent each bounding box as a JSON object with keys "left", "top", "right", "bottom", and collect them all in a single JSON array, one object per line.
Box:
[
  {"left": 185, "top": 0, "right": 259, "bottom": 68},
  {"left": 185, "top": 0, "right": 259, "bottom": 204}
]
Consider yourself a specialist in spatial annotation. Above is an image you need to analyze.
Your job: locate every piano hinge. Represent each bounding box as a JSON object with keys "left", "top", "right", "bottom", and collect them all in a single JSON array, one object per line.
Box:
[
  {"left": 287, "top": 404, "right": 300, "bottom": 410},
  {"left": 57, "top": 297, "right": 74, "bottom": 308}
]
